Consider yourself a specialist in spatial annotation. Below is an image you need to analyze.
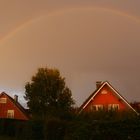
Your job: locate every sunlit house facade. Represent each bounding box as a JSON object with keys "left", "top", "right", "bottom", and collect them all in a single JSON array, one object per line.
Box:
[
  {"left": 0, "top": 92, "right": 29, "bottom": 120},
  {"left": 79, "top": 81, "right": 138, "bottom": 114}
]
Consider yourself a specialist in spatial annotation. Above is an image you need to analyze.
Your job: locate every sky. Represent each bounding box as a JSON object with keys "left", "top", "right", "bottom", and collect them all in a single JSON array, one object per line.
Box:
[{"left": 0, "top": 0, "right": 140, "bottom": 106}]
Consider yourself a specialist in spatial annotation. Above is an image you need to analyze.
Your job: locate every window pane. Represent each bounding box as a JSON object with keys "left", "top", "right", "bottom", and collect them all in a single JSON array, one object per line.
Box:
[
  {"left": 108, "top": 104, "right": 119, "bottom": 111},
  {"left": 7, "top": 110, "right": 14, "bottom": 118},
  {"left": 0, "top": 98, "right": 7, "bottom": 103}
]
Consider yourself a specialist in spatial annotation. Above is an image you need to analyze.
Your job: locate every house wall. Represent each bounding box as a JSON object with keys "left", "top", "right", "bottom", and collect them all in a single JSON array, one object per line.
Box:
[
  {"left": 84, "top": 85, "right": 130, "bottom": 112},
  {"left": 0, "top": 94, "right": 28, "bottom": 120}
]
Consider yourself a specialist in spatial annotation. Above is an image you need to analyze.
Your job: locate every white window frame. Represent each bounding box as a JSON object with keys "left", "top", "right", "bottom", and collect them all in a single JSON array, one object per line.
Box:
[
  {"left": 108, "top": 104, "right": 119, "bottom": 111},
  {"left": 91, "top": 104, "right": 103, "bottom": 111},
  {"left": 0, "top": 98, "right": 7, "bottom": 103},
  {"left": 7, "top": 110, "right": 14, "bottom": 118}
]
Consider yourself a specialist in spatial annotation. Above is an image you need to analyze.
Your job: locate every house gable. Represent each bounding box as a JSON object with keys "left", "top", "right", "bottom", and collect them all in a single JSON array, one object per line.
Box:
[
  {"left": 0, "top": 92, "right": 29, "bottom": 120},
  {"left": 79, "top": 81, "right": 138, "bottom": 114}
]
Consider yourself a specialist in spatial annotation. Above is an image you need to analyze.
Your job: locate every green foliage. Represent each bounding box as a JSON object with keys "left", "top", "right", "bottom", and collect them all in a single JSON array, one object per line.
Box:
[
  {"left": 78, "top": 110, "right": 138, "bottom": 122},
  {"left": 24, "top": 67, "right": 74, "bottom": 120},
  {"left": 45, "top": 118, "right": 66, "bottom": 140},
  {"left": 63, "top": 116, "right": 140, "bottom": 140},
  {"left": 0, "top": 115, "right": 140, "bottom": 140}
]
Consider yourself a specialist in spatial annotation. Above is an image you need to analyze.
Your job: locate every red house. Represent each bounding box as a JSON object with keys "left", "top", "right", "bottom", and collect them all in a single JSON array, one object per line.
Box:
[
  {"left": 79, "top": 81, "right": 138, "bottom": 114},
  {"left": 0, "top": 92, "right": 29, "bottom": 120}
]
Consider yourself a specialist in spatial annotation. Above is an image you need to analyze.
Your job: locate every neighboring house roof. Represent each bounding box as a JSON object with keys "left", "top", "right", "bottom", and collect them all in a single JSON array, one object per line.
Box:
[
  {"left": 79, "top": 81, "right": 138, "bottom": 114},
  {"left": 0, "top": 92, "right": 29, "bottom": 120}
]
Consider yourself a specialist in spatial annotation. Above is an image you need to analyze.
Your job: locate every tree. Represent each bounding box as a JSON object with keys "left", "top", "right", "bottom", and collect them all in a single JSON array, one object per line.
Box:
[{"left": 24, "top": 67, "right": 74, "bottom": 120}]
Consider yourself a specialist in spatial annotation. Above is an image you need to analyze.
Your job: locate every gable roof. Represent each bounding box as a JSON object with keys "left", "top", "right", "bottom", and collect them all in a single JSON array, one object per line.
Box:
[
  {"left": 79, "top": 81, "right": 138, "bottom": 114},
  {"left": 0, "top": 92, "right": 29, "bottom": 120}
]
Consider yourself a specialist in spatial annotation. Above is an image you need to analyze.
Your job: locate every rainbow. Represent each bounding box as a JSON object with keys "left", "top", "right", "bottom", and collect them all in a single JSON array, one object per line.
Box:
[{"left": 0, "top": 6, "right": 140, "bottom": 44}]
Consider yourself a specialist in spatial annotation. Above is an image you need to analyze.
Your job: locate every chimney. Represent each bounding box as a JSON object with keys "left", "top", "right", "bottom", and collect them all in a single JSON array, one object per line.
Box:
[
  {"left": 96, "top": 81, "right": 102, "bottom": 89},
  {"left": 14, "top": 95, "right": 18, "bottom": 102}
]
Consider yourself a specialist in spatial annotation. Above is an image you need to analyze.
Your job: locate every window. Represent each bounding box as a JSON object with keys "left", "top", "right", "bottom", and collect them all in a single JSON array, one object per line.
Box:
[
  {"left": 0, "top": 98, "right": 7, "bottom": 103},
  {"left": 108, "top": 104, "right": 119, "bottom": 111},
  {"left": 7, "top": 110, "right": 14, "bottom": 118},
  {"left": 101, "top": 90, "right": 108, "bottom": 94},
  {"left": 91, "top": 105, "right": 103, "bottom": 111}
]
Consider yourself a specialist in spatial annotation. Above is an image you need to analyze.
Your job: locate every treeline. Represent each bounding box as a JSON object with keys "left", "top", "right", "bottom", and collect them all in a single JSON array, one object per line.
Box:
[
  {"left": 1, "top": 67, "right": 140, "bottom": 139},
  {"left": 0, "top": 112, "right": 140, "bottom": 140}
]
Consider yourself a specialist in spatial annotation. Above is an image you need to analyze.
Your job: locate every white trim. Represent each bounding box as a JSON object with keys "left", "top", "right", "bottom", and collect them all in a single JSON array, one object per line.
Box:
[
  {"left": 107, "top": 82, "right": 138, "bottom": 114},
  {"left": 81, "top": 81, "right": 138, "bottom": 115},
  {"left": 82, "top": 82, "right": 107, "bottom": 110}
]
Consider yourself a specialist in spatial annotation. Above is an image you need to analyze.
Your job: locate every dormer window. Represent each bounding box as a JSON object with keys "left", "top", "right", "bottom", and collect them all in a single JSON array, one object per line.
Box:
[{"left": 0, "top": 98, "right": 7, "bottom": 103}]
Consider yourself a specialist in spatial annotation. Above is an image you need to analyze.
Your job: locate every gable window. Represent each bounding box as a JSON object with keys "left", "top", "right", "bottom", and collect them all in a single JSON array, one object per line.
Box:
[
  {"left": 91, "top": 105, "right": 103, "bottom": 111},
  {"left": 101, "top": 90, "right": 108, "bottom": 94},
  {"left": 108, "top": 104, "right": 119, "bottom": 111},
  {"left": 0, "top": 98, "right": 7, "bottom": 103},
  {"left": 7, "top": 110, "right": 14, "bottom": 118}
]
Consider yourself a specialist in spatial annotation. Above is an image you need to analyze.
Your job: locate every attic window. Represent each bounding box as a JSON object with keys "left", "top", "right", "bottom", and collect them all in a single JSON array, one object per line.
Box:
[
  {"left": 101, "top": 90, "right": 107, "bottom": 94},
  {"left": 7, "top": 110, "right": 14, "bottom": 119},
  {"left": 0, "top": 98, "right": 7, "bottom": 103}
]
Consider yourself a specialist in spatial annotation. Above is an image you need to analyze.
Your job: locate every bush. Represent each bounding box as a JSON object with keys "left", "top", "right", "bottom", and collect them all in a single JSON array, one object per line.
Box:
[{"left": 0, "top": 112, "right": 140, "bottom": 140}]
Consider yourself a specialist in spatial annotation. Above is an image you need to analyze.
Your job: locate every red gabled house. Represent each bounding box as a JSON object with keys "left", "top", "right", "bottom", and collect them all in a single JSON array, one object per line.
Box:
[
  {"left": 0, "top": 92, "right": 29, "bottom": 120},
  {"left": 79, "top": 81, "right": 138, "bottom": 114}
]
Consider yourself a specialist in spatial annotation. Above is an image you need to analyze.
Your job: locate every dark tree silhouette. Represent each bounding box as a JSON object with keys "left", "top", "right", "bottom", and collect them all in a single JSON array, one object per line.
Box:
[{"left": 24, "top": 67, "right": 74, "bottom": 120}]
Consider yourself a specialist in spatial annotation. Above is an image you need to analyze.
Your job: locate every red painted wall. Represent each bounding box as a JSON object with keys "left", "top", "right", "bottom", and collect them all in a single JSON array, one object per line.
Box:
[
  {"left": 0, "top": 94, "right": 28, "bottom": 120},
  {"left": 85, "top": 85, "right": 130, "bottom": 112}
]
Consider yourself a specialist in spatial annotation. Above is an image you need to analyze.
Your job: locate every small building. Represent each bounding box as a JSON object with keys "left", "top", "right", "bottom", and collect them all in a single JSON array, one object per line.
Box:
[
  {"left": 79, "top": 81, "right": 138, "bottom": 114},
  {"left": 0, "top": 92, "right": 29, "bottom": 120}
]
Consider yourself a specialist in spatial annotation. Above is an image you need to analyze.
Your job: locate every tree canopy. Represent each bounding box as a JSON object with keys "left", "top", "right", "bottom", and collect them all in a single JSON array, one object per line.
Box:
[{"left": 24, "top": 67, "right": 74, "bottom": 120}]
